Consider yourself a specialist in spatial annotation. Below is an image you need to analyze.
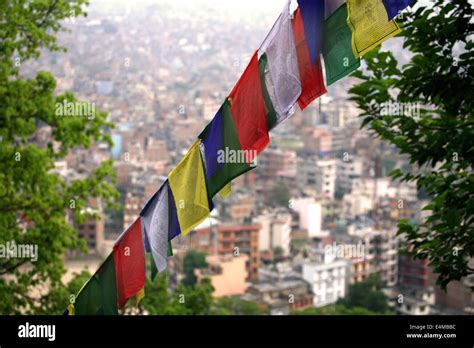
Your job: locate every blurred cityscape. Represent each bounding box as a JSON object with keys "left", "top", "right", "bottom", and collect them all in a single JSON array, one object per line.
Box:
[{"left": 22, "top": 0, "right": 473, "bottom": 315}]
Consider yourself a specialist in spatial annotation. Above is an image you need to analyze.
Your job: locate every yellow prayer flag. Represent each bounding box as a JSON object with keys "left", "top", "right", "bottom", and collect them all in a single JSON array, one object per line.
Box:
[
  {"left": 68, "top": 304, "right": 75, "bottom": 316},
  {"left": 135, "top": 287, "right": 145, "bottom": 306},
  {"left": 168, "top": 140, "right": 210, "bottom": 236},
  {"left": 219, "top": 182, "right": 232, "bottom": 199},
  {"left": 347, "top": 0, "right": 401, "bottom": 57}
]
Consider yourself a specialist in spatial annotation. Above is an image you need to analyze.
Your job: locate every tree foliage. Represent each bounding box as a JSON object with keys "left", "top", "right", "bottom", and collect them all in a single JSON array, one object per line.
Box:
[
  {"left": 140, "top": 275, "right": 215, "bottom": 315},
  {"left": 182, "top": 250, "right": 208, "bottom": 287},
  {"left": 269, "top": 182, "right": 291, "bottom": 207},
  {"left": 0, "top": 0, "right": 119, "bottom": 314},
  {"left": 349, "top": 0, "right": 474, "bottom": 290},
  {"left": 40, "top": 271, "right": 92, "bottom": 315},
  {"left": 293, "top": 304, "right": 380, "bottom": 315},
  {"left": 337, "top": 275, "right": 392, "bottom": 314},
  {"left": 213, "top": 297, "right": 269, "bottom": 315},
  {"left": 141, "top": 274, "right": 266, "bottom": 315}
]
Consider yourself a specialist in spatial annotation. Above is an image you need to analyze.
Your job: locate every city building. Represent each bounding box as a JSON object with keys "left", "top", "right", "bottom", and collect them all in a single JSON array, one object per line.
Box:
[
  {"left": 399, "top": 256, "right": 431, "bottom": 289},
  {"left": 396, "top": 289, "right": 435, "bottom": 315},
  {"left": 314, "top": 159, "right": 337, "bottom": 199},
  {"left": 195, "top": 255, "right": 249, "bottom": 297},
  {"left": 123, "top": 192, "right": 146, "bottom": 229},
  {"left": 253, "top": 210, "right": 292, "bottom": 257},
  {"left": 298, "top": 157, "right": 337, "bottom": 199},
  {"left": 302, "top": 127, "right": 332, "bottom": 156},
  {"left": 432, "top": 263, "right": 474, "bottom": 315},
  {"left": 336, "top": 156, "right": 364, "bottom": 195},
  {"left": 258, "top": 148, "right": 297, "bottom": 182},
  {"left": 145, "top": 138, "right": 169, "bottom": 163},
  {"left": 368, "top": 229, "right": 399, "bottom": 288},
  {"left": 218, "top": 193, "right": 255, "bottom": 223},
  {"left": 189, "top": 224, "right": 260, "bottom": 281},
  {"left": 301, "top": 250, "right": 350, "bottom": 307},
  {"left": 291, "top": 197, "right": 322, "bottom": 238},
  {"left": 247, "top": 280, "right": 313, "bottom": 315},
  {"left": 77, "top": 205, "right": 105, "bottom": 255},
  {"left": 349, "top": 256, "right": 373, "bottom": 284}
]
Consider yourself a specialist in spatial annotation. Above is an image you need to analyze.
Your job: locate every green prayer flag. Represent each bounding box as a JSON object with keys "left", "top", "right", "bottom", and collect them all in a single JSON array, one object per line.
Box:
[
  {"left": 323, "top": 4, "right": 361, "bottom": 85},
  {"left": 149, "top": 252, "right": 158, "bottom": 280},
  {"left": 258, "top": 53, "right": 278, "bottom": 131},
  {"left": 148, "top": 241, "right": 172, "bottom": 281},
  {"left": 74, "top": 254, "right": 118, "bottom": 315},
  {"left": 199, "top": 100, "right": 255, "bottom": 200}
]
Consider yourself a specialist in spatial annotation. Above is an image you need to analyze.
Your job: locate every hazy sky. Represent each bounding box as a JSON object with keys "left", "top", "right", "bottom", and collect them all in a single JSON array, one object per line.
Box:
[{"left": 92, "top": 0, "right": 287, "bottom": 14}]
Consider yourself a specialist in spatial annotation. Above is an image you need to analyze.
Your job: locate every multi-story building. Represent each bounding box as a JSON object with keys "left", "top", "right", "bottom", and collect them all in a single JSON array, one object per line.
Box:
[
  {"left": 368, "top": 229, "right": 399, "bottom": 288},
  {"left": 315, "top": 159, "right": 337, "bottom": 199},
  {"left": 190, "top": 224, "right": 260, "bottom": 281},
  {"left": 126, "top": 141, "right": 144, "bottom": 164},
  {"left": 342, "top": 178, "right": 418, "bottom": 219},
  {"left": 331, "top": 232, "right": 375, "bottom": 284},
  {"left": 330, "top": 126, "right": 357, "bottom": 154},
  {"left": 321, "top": 98, "right": 360, "bottom": 128},
  {"left": 114, "top": 162, "right": 136, "bottom": 187},
  {"left": 291, "top": 197, "right": 322, "bottom": 238},
  {"left": 258, "top": 148, "right": 297, "bottom": 182},
  {"left": 145, "top": 138, "right": 169, "bottom": 163},
  {"left": 431, "top": 259, "right": 474, "bottom": 314},
  {"left": 349, "top": 257, "right": 373, "bottom": 284},
  {"left": 297, "top": 154, "right": 318, "bottom": 193},
  {"left": 302, "top": 127, "right": 332, "bottom": 156},
  {"left": 123, "top": 192, "right": 146, "bottom": 229},
  {"left": 253, "top": 210, "right": 292, "bottom": 256},
  {"left": 195, "top": 255, "right": 249, "bottom": 297},
  {"left": 77, "top": 204, "right": 105, "bottom": 255},
  {"left": 396, "top": 290, "right": 435, "bottom": 315},
  {"left": 336, "top": 157, "right": 364, "bottom": 194},
  {"left": 302, "top": 251, "right": 350, "bottom": 307},
  {"left": 201, "top": 98, "right": 220, "bottom": 121},
  {"left": 246, "top": 280, "right": 313, "bottom": 315},
  {"left": 218, "top": 193, "right": 255, "bottom": 223},
  {"left": 298, "top": 157, "right": 337, "bottom": 199},
  {"left": 399, "top": 256, "right": 431, "bottom": 289}
]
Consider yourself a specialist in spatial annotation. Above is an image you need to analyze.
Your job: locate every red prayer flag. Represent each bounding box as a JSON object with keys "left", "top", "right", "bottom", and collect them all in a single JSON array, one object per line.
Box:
[
  {"left": 228, "top": 51, "right": 270, "bottom": 161},
  {"left": 113, "top": 218, "right": 146, "bottom": 309},
  {"left": 292, "top": 8, "right": 327, "bottom": 110}
]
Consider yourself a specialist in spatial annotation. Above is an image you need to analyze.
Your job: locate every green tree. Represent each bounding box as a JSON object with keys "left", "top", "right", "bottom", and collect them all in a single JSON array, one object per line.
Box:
[
  {"left": 349, "top": 0, "right": 474, "bottom": 290},
  {"left": 140, "top": 275, "right": 173, "bottom": 315},
  {"left": 182, "top": 250, "right": 208, "bottom": 287},
  {"left": 0, "top": 0, "right": 119, "bottom": 314},
  {"left": 213, "top": 297, "right": 269, "bottom": 315},
  {"left": 293, "top": 304, "right": 380, "bottom": 315},
  {"left": 337, "top": 275, "right": 392, "bottom": 314},
  {"left": 269, "top": 182, "right": 291, "bottom": 207},
  {"left": 35, "top": 270, "right": 92, "bottom": 315},
  {"left": 174, "top": 278, "right": 215, "bottom": 315},
  {"left": 273, "top": 246, "right": 284, "bottom": 259},
  {"left": 141, "top": 275, "right": 215, "bottom": 315},
  {"left": 141, "top": 273, "right": 270, "bottom": 315}
]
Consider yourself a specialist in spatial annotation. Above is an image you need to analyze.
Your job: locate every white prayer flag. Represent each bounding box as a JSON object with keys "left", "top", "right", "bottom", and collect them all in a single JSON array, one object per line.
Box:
[
  {"left": 259, "top": 0, "right": 301, "bottom": 125},
  {"left": 141, "top": 184, "right": 170, "bottom": 272}
]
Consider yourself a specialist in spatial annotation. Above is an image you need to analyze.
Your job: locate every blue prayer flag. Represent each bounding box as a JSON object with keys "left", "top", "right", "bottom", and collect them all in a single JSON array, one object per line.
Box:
[
  {"left": 297, "top": 0, "right": 325, "bottom": 64},
  {"left": 382, "top": 0, "right": 414, "bottom": 20}
]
